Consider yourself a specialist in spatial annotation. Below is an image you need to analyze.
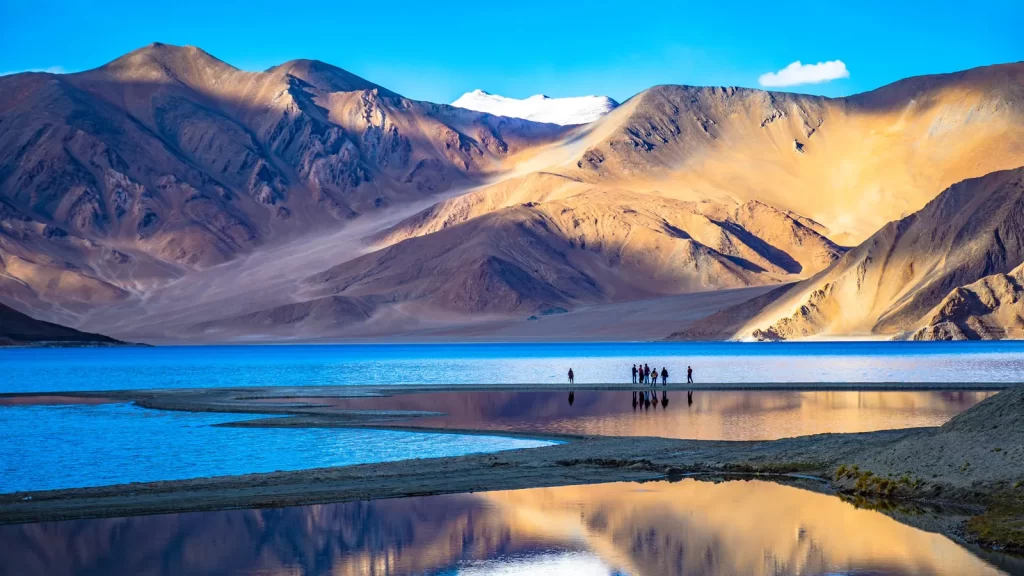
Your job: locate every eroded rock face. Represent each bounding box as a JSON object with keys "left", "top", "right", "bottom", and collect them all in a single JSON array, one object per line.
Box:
[
  {"left": 911, "top": 263, "right": 1024, "bottom": 340},
  {"left": 737, "top": 167, "right": 1024, "bottom": 340}
]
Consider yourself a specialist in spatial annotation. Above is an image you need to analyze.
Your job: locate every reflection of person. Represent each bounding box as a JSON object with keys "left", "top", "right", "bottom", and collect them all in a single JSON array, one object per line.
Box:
[
  {"left": 632, "top": 391, "right": 638, "bottom": 410},
  {"left": 632, "top": 364, "right": 637, "bottom": 384},
  {"left": 687, "top": 390, "right": 693, "bottom": 405},
  {"left": 661, "top": 391, "right": 669, "bottom": 409},
  {"left": 568, "top": 368, "right": 574, "bottom": 384},
  {"left": 568, "top": 391, "right": 574, "bottom": 406},
  {"left": 687, "top": 366, "right": 693, "bottom": 384},
  {"left": 661, "top": 367, "right": 668, "bottom": 384}
]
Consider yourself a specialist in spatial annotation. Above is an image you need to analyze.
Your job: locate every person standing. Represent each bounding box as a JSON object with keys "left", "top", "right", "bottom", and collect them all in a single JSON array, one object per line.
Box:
[
  {"left": 644, "top": 364, "right": 650, "bottom": 384},
  {"left": 568, "top": 368, "right": 575, "bottom": 384},
  {"left": 687, "top": 366, "right": 693, "bottom": 384},
  {"left": 661, "top": 367, "right": 668, "bottom": 385},
  {"left": 652, "top": 369, "right": 659, "bottom": 385},
  {"left": 632, "top": 364, "right": 638, "bottom": 384}
]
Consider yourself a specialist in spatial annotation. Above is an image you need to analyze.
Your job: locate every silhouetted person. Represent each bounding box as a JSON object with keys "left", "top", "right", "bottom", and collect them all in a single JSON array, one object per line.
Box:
[
  {"left": 661, "top": 391, "right": 669, "bottom": 409},
  {"left": 644, "top": 364, "right": 650, "bottom": 384},
  {"left": 568, "top": 390, "right": 574, "bottom": 406},
  {"left": 568, "top": 368, "right": 574, "bottom": 384},
  {"left": 632, "top": 364, "right": 638, "bottom": 384},
  {"left": 687, "top": 365, "right": 693, "bottom": 384},
  {"left": 661, "top": 367, "right": 668, "bottom": 384}
]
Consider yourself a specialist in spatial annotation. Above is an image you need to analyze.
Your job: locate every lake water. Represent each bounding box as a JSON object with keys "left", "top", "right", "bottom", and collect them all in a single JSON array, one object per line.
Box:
[
  {"left": 1, "top": 478, "right": 1017, "bottom": 576},
  {"left": 0, "top": 402, "right": 555, "bottom": 494},
  {"left": 2, "top": 342, "right": 1024, "bottom": 393},
  {"left": 289, "top": 389, "right": 997, "bottom": 440}
]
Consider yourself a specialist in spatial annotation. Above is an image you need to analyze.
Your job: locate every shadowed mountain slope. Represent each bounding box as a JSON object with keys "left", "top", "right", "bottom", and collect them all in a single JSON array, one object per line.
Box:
[
  {"left": 0, "top": 43, "right": 567, "bottom": 320},
  {"left": 0, "top": 302, "right": 121, "bottom": 346}
]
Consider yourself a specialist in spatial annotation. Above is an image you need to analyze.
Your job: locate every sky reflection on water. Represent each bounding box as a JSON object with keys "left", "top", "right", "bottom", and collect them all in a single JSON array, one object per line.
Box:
[{"left": 262, "top": 389, "right": 997, "bottom": 440}]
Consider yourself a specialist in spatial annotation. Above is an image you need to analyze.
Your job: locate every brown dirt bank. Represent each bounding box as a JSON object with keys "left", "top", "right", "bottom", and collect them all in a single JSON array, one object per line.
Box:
[{"left": 1, "top": 385, "right": 1021, "bottom": 552}]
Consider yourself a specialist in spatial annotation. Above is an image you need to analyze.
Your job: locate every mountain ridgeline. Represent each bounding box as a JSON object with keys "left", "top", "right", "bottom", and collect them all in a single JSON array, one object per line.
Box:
[
  {"left": 0, "top": 43, "right": 566, "bottom": 318},
  {"left": 1, "top": 44, "right": 1022, "bottom": 342}
]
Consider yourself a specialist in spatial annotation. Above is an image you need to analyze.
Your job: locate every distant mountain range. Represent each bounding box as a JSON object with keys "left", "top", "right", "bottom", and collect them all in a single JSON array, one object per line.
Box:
[
  {"left": 1, "top": 43, "right": 1022, "bottom": 343},
  {"left": 451, "top": 90, "right": 618, "bottom": 125}
]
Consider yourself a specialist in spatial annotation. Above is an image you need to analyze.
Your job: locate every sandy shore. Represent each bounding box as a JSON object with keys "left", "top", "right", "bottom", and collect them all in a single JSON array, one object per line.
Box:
[{"left": 1, "top": 385, "right": 1022, "bottom": 552}]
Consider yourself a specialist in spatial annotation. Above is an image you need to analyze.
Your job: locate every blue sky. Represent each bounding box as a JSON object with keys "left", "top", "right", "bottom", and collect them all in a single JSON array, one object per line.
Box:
[{"left": 2, "top": 0, "right": 1021, "bottom": 103}]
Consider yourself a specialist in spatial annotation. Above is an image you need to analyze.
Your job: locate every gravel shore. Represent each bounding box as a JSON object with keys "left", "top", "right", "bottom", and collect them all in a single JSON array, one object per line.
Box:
[{"left": 1, "top": 384, "right": 1021, "bottom": 552}]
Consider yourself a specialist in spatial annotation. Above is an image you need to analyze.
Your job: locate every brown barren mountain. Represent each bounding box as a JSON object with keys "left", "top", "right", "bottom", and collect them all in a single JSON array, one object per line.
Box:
[
  {"left": 2, "top": 45, "right": 1023, "bottom": 342},
  {"left": 911, "top": 261, "right": 1024, "bottom": 340},
  {"left": 549, "top": 65, "right": 1024, "bottom": 245},
  {"left": 729, "top": 167, "right": 1024, "bottom": 340},
  {"left": 0, "top": 43, "right": 566, "bottom": 324}
]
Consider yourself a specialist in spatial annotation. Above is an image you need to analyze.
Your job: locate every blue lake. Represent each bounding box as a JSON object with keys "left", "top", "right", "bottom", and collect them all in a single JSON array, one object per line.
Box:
[
  {"left": 2, "top": 341, "right": 1024, "bottom": 393},
  {"left": 0, "top": 402, "right": 555, "bottom": 493}
]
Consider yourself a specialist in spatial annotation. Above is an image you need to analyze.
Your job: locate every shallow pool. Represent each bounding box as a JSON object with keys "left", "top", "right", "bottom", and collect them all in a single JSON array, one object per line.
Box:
[{"left": 0, "top": 402, "right": 556, "bottom": 493}]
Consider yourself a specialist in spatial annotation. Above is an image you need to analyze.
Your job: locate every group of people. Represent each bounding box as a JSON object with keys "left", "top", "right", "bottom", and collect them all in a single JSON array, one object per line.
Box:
[
  {"left": 631, "top": 364, "right": 693, "bottom": 384},
  {"left": 632, "top": 363, "right": 668, "bottom": 384},
  {"left": 565, "top": 365, "right": 695, "bottom": 385}
]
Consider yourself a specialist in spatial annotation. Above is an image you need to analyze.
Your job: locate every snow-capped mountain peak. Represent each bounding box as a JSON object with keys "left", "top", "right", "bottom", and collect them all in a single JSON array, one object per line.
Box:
[{"left": 451, "top": 90, "right": 617, "bottom": 126}]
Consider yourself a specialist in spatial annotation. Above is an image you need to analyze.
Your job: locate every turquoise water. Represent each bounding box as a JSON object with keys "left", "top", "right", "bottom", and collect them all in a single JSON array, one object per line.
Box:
[
  {"left": 0, "top": 402, "right": 555, "bottom": 493},
  {"left": 2, "top": 341, "right": 1024, "bottom": 393}
]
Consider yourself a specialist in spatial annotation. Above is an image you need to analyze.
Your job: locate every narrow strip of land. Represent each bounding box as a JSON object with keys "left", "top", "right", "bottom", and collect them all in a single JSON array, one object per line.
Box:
[{"left": 0, "top": 385, "right": 1021, "bottom": 553}]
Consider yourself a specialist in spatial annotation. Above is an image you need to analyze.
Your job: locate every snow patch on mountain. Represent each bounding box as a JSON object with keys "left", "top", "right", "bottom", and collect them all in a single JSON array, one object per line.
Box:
[{"left": 451, "top": 90, "right": 617, "bottom": 125}]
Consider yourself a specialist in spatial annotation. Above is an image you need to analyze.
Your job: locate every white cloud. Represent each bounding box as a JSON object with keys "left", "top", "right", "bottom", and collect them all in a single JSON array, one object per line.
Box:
[
  {"left": 758, "top": 60, "right": 849, "bottom": 88},
  {"left": 0, "top": 66, "right": 67, "bottom": 77}
]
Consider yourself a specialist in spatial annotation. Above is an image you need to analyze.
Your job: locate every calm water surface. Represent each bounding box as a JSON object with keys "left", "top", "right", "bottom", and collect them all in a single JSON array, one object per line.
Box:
[
  {"left": 2, "top": 342, "right": 1024, "bottom": 393},
  {"left": 297, "top": 389, "right": 998, "bottom": 440},
  {"left": 1, "top": 479, "right": 1016, "bottom": 576},
  {"left": 0, "top": 403, "right": 555, "bottom": 494},
  {"left": 0, "top": 390, "right": 990, "bottom": 493}
]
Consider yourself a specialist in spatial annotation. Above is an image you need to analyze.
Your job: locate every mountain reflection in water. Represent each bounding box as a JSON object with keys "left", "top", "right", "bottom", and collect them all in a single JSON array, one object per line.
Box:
[
  {"left": 273, "top": 390, "right": 996, "bottom": 440},
  {"left": 0, "top": 479, "right": 1009, "bottom": 576}
]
